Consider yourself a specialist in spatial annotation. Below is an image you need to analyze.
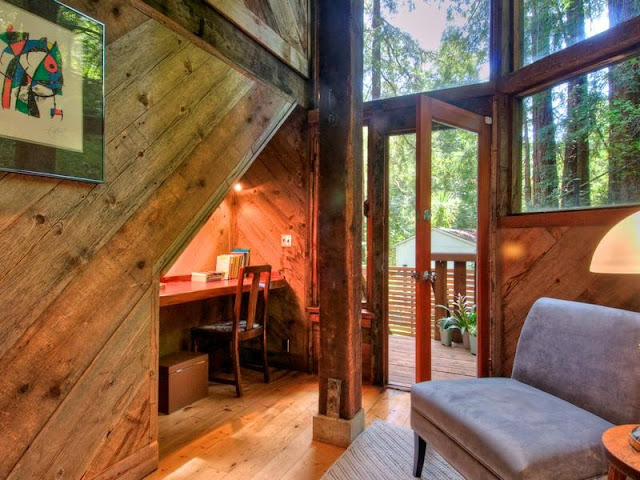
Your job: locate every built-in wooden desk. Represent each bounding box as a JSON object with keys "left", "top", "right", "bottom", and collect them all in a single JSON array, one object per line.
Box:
[{"left": 159, "top": 272, "right": 287, "bottom": 307}]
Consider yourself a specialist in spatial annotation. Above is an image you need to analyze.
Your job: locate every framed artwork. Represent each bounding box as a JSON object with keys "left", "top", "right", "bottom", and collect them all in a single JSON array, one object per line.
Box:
[{"left": 0, "top": 0, "right": 105, "bottom": 182}]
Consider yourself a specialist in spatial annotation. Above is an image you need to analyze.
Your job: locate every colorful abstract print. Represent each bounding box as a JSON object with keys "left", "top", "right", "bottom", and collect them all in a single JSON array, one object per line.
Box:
[{"left": 0, "top": 26, "right": 63, "bottom": 119}]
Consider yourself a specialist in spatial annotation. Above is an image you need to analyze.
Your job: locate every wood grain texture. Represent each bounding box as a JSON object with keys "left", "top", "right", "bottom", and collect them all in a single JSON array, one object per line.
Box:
[
  {"left": 602, "top": 425, "right": 640, "bottom": 480},
  {"left": 206, "top": 0, "right": 309, "bottom": 76},
  {"left": 151, "top": 371, "right": 409, "bottom": 480},
  {"left": 499, "top": 16, "right": 640, "bottom": 96},
  {"left": 316, "top": 0, "right": 364, "bottom": 420},
  {"left": 133, "top": 0, "right": 308, "bottom": 106},
  {"left": 0, "top": 6, "right": 295, "bottom": 479},
  {"left": 367, "top": 115, "right": 389, "bottom": 386},
  {"left": 231, "top": 107, "right": 311, "bottom": 371},
  {"left": 498, "top": 223, "right": 640, "bottom": 374}
]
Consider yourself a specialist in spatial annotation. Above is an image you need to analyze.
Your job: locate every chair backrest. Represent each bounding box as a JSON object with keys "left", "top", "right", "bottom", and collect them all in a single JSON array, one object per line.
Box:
[
  {"left": 512, "top": 297, "right": 640, "bottom": 425},
  {"left": 233, "top": 265, "right": 272, "bottom": 334}
]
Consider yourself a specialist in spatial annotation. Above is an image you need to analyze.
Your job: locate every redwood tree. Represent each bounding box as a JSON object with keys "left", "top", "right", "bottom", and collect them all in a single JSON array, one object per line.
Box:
[
  {"left": 562, "top": 0, "right": 591, "bottom": 208},
  {"left": 607, "top": 0, "right": 640, "bottom": 204}
]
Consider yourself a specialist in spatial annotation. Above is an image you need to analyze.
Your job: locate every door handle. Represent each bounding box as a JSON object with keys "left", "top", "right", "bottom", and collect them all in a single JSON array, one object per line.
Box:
[
  {"left": 411, "top": 271, "right": 437, "bottom": 283},
  {"left": 423, "top": 271, "right": 436, "bottom": 283}
]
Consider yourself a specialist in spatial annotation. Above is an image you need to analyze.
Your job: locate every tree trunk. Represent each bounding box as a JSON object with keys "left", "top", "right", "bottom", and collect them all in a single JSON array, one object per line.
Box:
[
  {"left": 371, "top": 0, "right": 382, "bottom": 100},
  {"left": 530, "top": 0, "right": 558, "bottom": 208},
  {"left": 608, "top": 0, "right": 640, "bottom": 204},
  {"left": 523, "top": 106, "right": 532, "bottom": 207},
  {"left": 562, "top": 0, "right": 590, "bottom": 208}
]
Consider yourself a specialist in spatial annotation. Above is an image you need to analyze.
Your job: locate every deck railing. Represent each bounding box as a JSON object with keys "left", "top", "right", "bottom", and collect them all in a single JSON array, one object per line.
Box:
[{"left": 388, "top": 256, "right": 476, "bottom": 338}]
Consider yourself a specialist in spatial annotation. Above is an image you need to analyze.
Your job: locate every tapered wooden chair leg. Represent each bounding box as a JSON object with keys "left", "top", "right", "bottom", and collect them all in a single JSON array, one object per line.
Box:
[
  {"left": 232, "top": 340, "right": 242, "bottom": 397},
  {"left": 262, "top": 331, "right": 270, "bottom": 383},
  {"left": 413, "top": 433, "right": 426, "bottom": 477}
]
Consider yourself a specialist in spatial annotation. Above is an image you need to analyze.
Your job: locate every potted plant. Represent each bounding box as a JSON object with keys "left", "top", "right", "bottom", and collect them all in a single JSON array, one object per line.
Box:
[
  {"left": 468, "top": 324, "right": 477, "bottom": 355},
  {"left": 438, "top": 317, "right": 457, "bottom": 347},
  {"left": 437, "top": 294, "right": 477, "bottom": 349}
]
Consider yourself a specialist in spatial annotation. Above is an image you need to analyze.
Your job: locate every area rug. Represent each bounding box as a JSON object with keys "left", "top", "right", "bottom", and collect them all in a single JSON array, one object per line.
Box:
[{"left": 321, "top": 420, "right": 464, "bottom": 480}]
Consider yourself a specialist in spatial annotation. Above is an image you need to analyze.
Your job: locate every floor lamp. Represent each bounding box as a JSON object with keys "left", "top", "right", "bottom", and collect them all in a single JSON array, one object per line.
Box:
[{"left": 589, "top": 209, "right": 640, "bottom": 451}]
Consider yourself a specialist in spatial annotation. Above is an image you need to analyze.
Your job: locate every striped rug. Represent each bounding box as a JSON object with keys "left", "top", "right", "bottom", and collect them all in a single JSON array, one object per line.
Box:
[{"left": 321, "top": 420, "right": 464, "bottom": 480}]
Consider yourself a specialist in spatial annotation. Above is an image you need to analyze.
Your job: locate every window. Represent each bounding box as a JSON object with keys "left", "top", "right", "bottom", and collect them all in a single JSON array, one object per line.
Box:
[
  {"left": 363, "top": 0, "right": 490, "bottom": 101},
  {"left": 521, "top": 0, "right": 640, "bottom": 66},
  {"left": 516, "top": 56, "right": 640, "bottom": 212}
]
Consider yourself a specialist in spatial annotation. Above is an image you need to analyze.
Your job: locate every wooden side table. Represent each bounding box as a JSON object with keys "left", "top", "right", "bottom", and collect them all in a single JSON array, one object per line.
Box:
[{"left": 602, "top": 425, "right": 640, "bottom": 480}]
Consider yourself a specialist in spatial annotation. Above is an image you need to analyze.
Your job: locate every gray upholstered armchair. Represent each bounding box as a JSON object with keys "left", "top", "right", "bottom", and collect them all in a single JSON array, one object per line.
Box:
[{"left": 411, "top": 297, "right": 640, "bottom": 480}]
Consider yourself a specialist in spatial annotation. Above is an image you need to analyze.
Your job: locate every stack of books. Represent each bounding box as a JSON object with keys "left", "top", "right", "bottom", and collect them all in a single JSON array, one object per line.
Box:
[
  {"left": 191, "top": 270, "right": 225, "bottom": 282},
  {"left": 215, "top": 248, "right": 251, "bottom": 279},
  {"left": 232, "top": 248, "right": 250, "bottom": 265}
]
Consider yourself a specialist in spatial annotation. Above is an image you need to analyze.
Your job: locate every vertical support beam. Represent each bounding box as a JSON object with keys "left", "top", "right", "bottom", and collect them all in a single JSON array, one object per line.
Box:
[
  {"left": 415, "top": 96, "right": 433, "bottom": 383},
  {"left": 433, "top": 260, "right": 448, "bottom": 341},
  {"left": 368, "top": 116, "right": 388, "bottom": 386},
  {"left": 453, "top": 261, "right": 467, "bottom": 299},
  {"left": 312, "top": 0, "right": 365, "bottom": 447},
  {"left": 477, "top": 122, "right": 492, "bottom": 378}
]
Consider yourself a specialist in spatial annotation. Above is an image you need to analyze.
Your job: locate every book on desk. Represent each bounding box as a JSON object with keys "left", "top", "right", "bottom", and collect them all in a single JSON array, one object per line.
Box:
[{"left": 190, "top": 249, "right": 251, "bottom": 282}]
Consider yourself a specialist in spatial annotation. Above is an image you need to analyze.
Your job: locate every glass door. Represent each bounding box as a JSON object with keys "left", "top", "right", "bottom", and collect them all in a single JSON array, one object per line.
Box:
[{"left": 415, "top": 95, "right": 491, "bottom": 383}]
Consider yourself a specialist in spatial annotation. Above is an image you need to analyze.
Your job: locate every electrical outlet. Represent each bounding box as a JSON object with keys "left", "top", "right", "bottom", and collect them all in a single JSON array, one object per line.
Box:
[{"left": 281, "top": 234, "right": 292, "bottom": 247}]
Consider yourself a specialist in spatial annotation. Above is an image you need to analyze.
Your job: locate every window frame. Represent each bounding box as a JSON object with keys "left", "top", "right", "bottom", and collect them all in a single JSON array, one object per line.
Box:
[{"left": 503, "top": 12, "right": 640, "bottom": 215}]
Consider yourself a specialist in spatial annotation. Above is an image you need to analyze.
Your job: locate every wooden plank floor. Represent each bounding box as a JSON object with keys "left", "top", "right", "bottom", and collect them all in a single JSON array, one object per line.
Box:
[
  {"left": 388, "top": 334, "right": 477, "bottom": 388},
  {"left": 149, "top": 370, "right": 410, "bottom": 480}
]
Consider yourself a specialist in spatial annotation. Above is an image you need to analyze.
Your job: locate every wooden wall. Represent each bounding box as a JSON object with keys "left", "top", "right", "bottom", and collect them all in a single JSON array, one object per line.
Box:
[
  {"left": 159, "top": 108, "right": 310, "bottom": 370},
  {"left": 0, "top": 1, "right": 300, "bottom": 478},
  {"left": 231, "top": 107, "right": 311, "bottom": 371},
  {"left": 496, "top": 211, "right": 640, "bottom": 375},
  {"left": 207, "top": 0, "right": 309, "bottom": 77},
  {"left": 165, "top": 200, "right": 231, "bottom": 277}
]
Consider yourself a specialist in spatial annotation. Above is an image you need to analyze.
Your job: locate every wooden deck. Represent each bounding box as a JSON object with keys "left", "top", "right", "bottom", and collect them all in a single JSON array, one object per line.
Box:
[{"left": 388, "top": 334, "right": 477, "bottom": 388}]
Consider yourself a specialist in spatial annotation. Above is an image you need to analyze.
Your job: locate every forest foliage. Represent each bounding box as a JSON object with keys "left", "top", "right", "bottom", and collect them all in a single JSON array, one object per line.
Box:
[
  {"left": 364, "top": 0, "right": 486, "bottom": 263},
  {"left": 521, "top": 0, "right": 640, "bottom": 211},
  {"left": 363, "top": 0, "right": 640, "bottom": 264}
]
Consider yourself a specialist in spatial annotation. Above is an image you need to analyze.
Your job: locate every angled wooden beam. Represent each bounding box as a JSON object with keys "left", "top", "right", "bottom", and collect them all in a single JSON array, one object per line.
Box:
[
  {"left": 363, "top": 82, "right": 495, "bottom": 118},
  {"left": 499, "top": 16, "right": 640, "bottom": 96},
  {"left": 312, "top": 0, "right": 364, "bottom": 447},
  {"left": 205, "top": 0, "right": 309, "bottom": 77},
  {"left": 133, "top": 0, "right": 308, "bottom": 106}
]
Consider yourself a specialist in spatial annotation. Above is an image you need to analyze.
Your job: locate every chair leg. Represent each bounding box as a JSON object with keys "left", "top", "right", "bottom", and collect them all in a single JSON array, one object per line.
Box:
[
  {"left": 262, "top": 331, "right": 270, "bottom": 383},
  {"left": 231, "top": 340, "right": 242, "bottom": 397},
  {"left": 413, "top": 433, "right": 426, "bottom": 478}
]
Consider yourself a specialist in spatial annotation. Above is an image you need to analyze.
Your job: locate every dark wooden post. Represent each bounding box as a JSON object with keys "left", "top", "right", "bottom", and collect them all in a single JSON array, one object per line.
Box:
[
  {"left": 453, "top": 261, "right": 467, "bottom": 300},
  {"left": 368, "top": 116, "right": 388, "bottom": 386},
  {"left": 312, "top": 0, "right": 365, "bottom": 446},
  {"left": 434, "top": 260, "right": 448, "bottom": 341}
]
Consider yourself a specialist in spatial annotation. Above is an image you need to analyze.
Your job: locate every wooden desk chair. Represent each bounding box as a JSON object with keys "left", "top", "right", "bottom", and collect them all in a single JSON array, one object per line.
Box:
[{"left": 191, "top": 265, "right": 271, "bottom": 397}]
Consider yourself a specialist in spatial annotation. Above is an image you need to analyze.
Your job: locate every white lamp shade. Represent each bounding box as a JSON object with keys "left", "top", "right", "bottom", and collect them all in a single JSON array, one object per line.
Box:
[{"left": 590, "top": 211, "right": 640, "bottom": 273}]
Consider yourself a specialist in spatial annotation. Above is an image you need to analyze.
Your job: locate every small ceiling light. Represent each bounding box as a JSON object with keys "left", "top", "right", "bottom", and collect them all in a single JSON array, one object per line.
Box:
[{"left": 234, "top": 183, "right": 242, "bottom": 192}]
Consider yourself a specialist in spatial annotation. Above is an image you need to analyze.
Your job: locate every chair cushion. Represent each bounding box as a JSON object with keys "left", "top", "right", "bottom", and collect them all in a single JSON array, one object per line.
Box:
[
  {"left": 512, "top": 298, "right": 640, "bottom": 425},
  {"left": 193, "top": 321, "right": 262, "bottom": 335},
  {"left": 411, "top": 378, "right": 612, "bottom": 480}
]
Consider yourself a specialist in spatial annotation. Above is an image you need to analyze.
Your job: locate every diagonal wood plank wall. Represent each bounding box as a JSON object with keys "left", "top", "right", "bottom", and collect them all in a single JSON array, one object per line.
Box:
[
  {"left": 231, "top": 107, "right": 311, "bottom": 371},
  {"left": 207, "top": 0, "right": 309, "bottom": 76},
  {"left": 497, "top": 217, "right": 640, "bottom": 375},
  {"left": 0, "top": 1, "right": 301, "bottom": 478},
  {"left": 158, "top": 108, "right": 311, "bottom": 371}
]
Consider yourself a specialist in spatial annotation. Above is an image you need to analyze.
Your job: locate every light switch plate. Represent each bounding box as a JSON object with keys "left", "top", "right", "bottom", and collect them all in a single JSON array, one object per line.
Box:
[{"left": 281, "top": 234, "right": 292, "bottom": 247}]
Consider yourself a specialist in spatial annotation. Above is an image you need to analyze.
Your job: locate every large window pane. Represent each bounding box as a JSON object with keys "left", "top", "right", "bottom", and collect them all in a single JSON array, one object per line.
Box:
[
  {"left": 516, "top": 56, "right": 640, "bottom": 212},
  {"left": 363, "top": 0, "right": 490, "bottom": 101},
  {"left": 522, "top": 0, "right": 640, "bottom": 66}
]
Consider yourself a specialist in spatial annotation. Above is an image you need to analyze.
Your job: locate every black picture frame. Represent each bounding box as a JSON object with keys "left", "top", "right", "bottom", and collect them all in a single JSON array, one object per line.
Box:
[{"left": 0, "top": 0, "right": 105, "bottom": 182}]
